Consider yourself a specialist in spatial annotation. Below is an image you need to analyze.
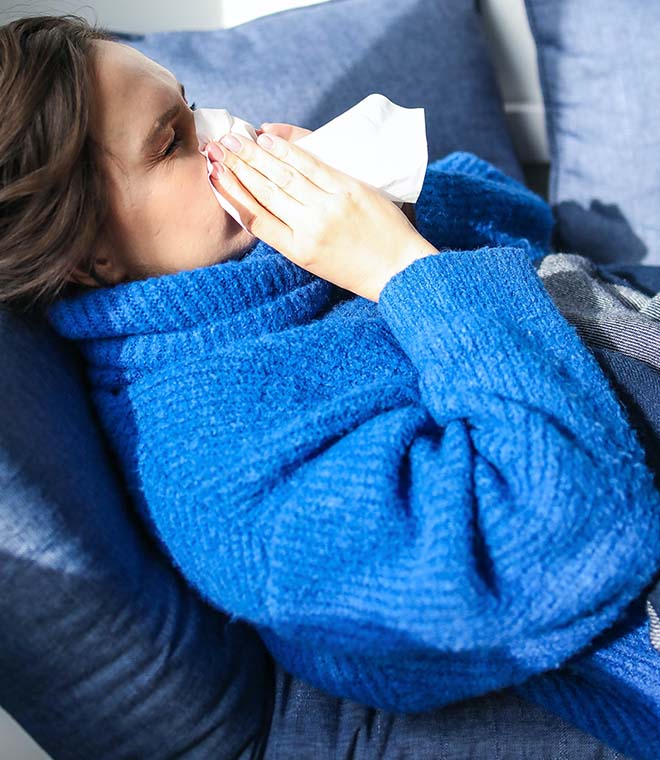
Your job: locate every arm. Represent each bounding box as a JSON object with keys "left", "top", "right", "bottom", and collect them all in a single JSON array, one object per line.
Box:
[
  {"left": 144, "top": 149, "right": 660, "bottom": 714},
  {"left": 249, "top": 247, "right": 660, "bottom": 711}
]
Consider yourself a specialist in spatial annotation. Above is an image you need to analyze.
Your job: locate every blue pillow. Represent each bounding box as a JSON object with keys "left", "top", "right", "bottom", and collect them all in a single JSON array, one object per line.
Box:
[
  {"left": 120, "top": 0, "right": 524, "bottom": 181},
  {"left": 0, "top": 306, "right": 273, "bottom": 759},
  {"left": 524, "top": 0, "right": 660, "bottom": 266}
]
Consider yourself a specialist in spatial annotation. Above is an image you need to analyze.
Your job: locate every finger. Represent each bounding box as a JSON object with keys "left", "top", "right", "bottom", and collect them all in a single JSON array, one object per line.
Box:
[
  {"left": 215, "top": 135, "right": 326, "bottom": 207},
  {"left": 257, "top": 133, "right": 345, "bottom": 194},
  {"left": 220, "top": 132, "right": 343, "bottom": 196},
  {"left": 210, "top": 162, "right": 293, "bottom": 252},
  {"left": 214, "top": 148, "right": 309, "bottom": 230},
  {"left": 260, "top": 123, "right": 293, "bottom": 140},
  {"left": 261, "top": 123, "right": 312, "bottom": 142}
]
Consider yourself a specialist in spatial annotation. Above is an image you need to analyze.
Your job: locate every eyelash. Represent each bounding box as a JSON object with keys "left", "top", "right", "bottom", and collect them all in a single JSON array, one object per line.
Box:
[{"left": 161, "top": 101, "right": 197, "bottom": 159}]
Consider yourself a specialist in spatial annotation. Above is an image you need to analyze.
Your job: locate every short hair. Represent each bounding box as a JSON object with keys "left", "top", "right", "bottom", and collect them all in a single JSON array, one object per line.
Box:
[{"left": 0, "top": 14, "right": 116, "bottom": 315}]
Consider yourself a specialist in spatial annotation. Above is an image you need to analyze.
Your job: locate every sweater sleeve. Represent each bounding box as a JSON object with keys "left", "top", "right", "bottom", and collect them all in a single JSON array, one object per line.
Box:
[
  {"left": 247, "top": 246, "right": 660, "bottom": 712},
  {"left": 133, "top": 163, "right": 659, "bottom": 715},
  {"left": 415, "top": 151, "right": 555, "bottom": 258}
]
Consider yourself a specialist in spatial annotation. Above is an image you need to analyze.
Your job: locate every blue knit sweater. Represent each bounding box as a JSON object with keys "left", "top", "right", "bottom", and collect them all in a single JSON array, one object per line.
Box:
[{"left": 46, "top": 152, "right": 660, "bottom": 757}]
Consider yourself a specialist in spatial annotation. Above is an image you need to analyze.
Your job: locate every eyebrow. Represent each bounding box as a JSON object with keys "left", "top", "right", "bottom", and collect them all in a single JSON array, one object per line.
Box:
[{"left": 142, "top": 82, "right": 186, "bottom": 153}]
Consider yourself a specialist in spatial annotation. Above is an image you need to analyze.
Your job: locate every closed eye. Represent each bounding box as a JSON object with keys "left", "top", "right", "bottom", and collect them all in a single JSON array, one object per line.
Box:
[
  {"left": 161, "top": 98, "right": 197, "bottom": 159},
  {"left": 162, "top": 132, "right": 182, "bottom": 158}
]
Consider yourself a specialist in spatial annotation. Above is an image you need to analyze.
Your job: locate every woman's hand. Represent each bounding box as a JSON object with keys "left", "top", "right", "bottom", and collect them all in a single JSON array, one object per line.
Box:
[
  {"left": 205, "top": 132, "right": 436, "bottom": 302},
  {"left": 258, "top": 123, "right": 417, "bottom": 228}
]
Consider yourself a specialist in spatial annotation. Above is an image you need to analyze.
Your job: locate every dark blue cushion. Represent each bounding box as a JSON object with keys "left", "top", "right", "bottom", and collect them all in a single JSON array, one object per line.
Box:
[
  {"left": 120, "top": 0, "right": 524, "bottom": 180},
  {"left": 524, "top": 0, "right": 660, "bottom": 266},
  {"left": 0, "top": 306, "right": 273, "bottom": 759}
]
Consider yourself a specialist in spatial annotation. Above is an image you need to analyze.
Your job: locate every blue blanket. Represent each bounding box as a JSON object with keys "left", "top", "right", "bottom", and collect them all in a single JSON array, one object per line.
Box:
[{"left": 46, "top": 152, "right": 660, "bottom": 755}]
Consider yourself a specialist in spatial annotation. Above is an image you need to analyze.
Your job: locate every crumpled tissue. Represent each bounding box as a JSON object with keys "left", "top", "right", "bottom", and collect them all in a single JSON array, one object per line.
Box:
[{"left": 193, "top": 93, "right": 428, "bottom": 232}]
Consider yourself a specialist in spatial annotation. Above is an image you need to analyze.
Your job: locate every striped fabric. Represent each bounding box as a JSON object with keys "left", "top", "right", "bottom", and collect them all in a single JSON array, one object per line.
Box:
[
  {"left": 537, "top": 251, "right": 660, "bottom": 655},
  {"left": 648, "top": 603, "right": 660, "bottom": 652},
  {"left": 537, "top": 253, "right": 660, "bottom": 373}
]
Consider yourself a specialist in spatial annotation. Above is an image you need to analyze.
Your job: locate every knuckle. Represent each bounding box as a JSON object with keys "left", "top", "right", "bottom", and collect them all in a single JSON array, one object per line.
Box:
[
  {"left": 276, "top": 167, "right": 295, "bottom": 191},
  {"left": 240, "top": 140, "right": 255, "bottom": 160},
  {"left": 306, "top": 221, "right": 330, "bottom": 249},
  {"left": 295, "top": 246, "right": 316, "bottom": 268},
  {"left": 221, "top": 150, "right": 237, "bottom": 170},
  {"left": 251, "top": 178, "right": 278, "bottom": 215},
  {"left": 220, "top": 143, "right": 237, "bottom": 163},
  {"left": 326, "top": 192, "right": 350, "bottom": 218},
  {"left": 339, "top": 185, "right": 359, "bottom": 204},
  {"left": 263, "top": 178, "right": 279, "bottom": 201}
]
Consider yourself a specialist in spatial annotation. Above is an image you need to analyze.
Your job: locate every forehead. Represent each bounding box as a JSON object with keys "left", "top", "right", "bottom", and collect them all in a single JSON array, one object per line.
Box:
[{"left": 89, "top": 40, "right": 178, "bottom": 155}]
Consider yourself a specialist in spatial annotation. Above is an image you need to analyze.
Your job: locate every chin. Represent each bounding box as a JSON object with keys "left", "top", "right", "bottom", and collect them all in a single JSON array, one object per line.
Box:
[
  {"left": 234, "top": 227, "right": 259, "bottom": 254},
  {"left": 214, "top": 231, "right": 258, "bottom": 264}
]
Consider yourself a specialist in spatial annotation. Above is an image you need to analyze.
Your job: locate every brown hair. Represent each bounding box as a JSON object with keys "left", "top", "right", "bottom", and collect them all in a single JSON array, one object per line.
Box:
[{"left": 0, "top": 15, "right": 117, "bottom": 315}]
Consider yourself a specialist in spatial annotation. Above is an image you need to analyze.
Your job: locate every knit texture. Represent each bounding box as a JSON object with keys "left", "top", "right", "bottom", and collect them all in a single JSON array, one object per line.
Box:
[{"left": 46, "top": 152, "right": 660, "bottom": 758}]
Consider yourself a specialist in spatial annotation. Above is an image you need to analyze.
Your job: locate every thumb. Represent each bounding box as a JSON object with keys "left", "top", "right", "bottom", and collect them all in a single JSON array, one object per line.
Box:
[
  {"left": 260, "top": 122, "right": 296, "bottom": 141},
  {"left": 260, "top": 122, "right": 312, "bottom": 142}
]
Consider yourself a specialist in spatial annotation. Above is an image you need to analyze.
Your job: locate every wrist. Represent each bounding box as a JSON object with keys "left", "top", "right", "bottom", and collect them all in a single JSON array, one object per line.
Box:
[{"left": 373, "top": 235, "right": 438, "bottom": 303}]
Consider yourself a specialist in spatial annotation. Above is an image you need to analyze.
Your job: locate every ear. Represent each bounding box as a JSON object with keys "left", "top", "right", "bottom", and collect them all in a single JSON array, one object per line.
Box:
[{"left": 68, "top": 234, "right": 128, "bottom": 288}]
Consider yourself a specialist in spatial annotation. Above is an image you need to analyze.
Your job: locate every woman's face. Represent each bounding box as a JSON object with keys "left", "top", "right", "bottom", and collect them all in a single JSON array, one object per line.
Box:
[{"left": 72, "top": 39, "right": 257, "bottom": 287}]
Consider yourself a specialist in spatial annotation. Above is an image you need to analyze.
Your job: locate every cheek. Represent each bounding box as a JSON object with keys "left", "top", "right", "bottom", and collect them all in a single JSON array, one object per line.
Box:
[
  {"left": 115, "top": 154, "right": 242, "bottom": 275},
  {"left": 182, "top": 155, "right": 232, "bottom": 235},
  {"left": 160, "top": 155, "right": 251, "bottom": 270},
  {"left": 149, "top": 157, "right": 226, "bottom": 242}
]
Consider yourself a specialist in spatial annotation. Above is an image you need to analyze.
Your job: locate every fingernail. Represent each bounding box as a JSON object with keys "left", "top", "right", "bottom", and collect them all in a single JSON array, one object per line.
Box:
[
  {"left": 257, "top": 133, "right": 274, "bottom": 150},
  {"left": 220, "top": 134, "right": 242, "bottom": 152},
  {"left": 211, "top": 162, "right": 225, "bottom": 178},
  {"left": 207, "top": 142, "right": 225, "bottom": 163}
]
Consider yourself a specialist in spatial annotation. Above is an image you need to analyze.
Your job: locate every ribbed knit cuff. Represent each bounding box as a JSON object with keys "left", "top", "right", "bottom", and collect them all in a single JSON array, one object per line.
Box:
[
  {"left": 379, "top": 246, "right": 560, "bottom": 334},
  {"left": 377, "top": 246, "right": 602, "bottom": 402}
]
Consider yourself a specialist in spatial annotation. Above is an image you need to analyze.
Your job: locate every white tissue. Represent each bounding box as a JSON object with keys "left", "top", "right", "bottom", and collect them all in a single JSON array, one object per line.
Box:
[{"left": 193, "top": 93, "right": 428, "bottom": 232}]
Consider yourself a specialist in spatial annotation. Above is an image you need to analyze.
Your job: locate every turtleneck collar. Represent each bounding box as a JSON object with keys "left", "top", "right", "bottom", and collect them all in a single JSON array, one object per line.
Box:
[
  {"left": 46, "top": 153, "right": 464, "bottom": 347},
  {"left": 45, "top": 239, "right": 341, "bottom": 345}
]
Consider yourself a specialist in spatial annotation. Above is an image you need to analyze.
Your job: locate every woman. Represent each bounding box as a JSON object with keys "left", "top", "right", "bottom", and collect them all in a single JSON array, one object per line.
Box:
[{"left": 2, "top": 15, "right": 660, "bottom": 756}]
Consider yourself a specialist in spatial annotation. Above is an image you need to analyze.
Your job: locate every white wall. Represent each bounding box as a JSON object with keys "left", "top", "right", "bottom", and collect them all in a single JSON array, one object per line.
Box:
[
  {"left": 0, "top": 0, "right": 332, "bottom": 32},
  {"left": 0, "top": 0, "right": 221, "bottom": 31},
  {"left": 222, "top": 0, "right": 334, "bottom": 29},
  {"left": 0, "top": 709, "right": 50, "bottom": 760}
]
